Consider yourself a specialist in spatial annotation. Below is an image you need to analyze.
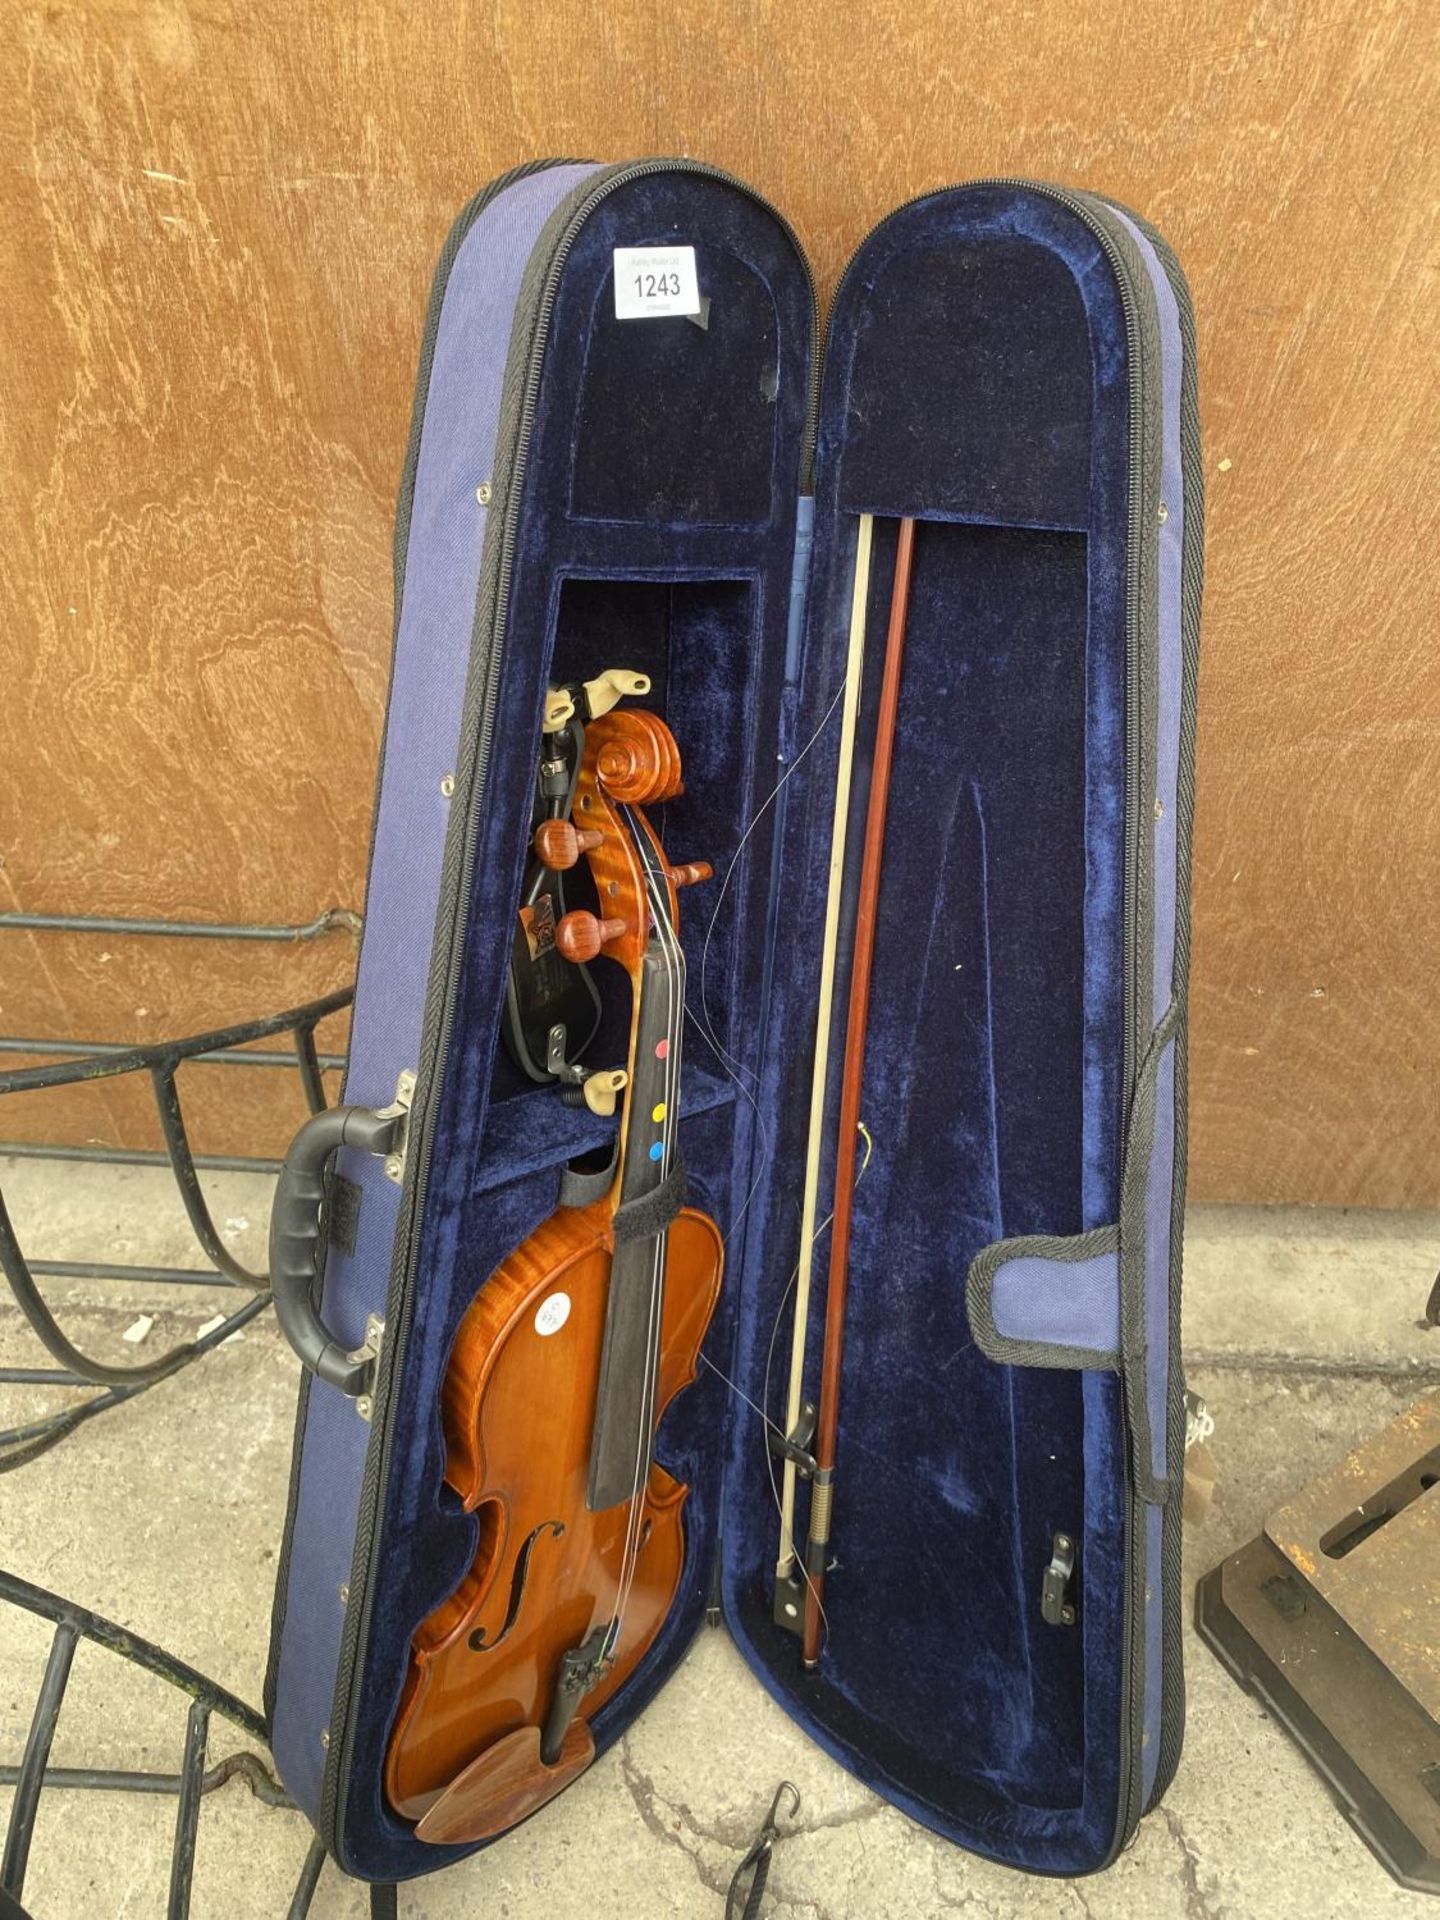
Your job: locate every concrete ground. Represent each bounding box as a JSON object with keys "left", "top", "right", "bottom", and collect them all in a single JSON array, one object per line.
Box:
[{"left": 1, "top": 1157, "right": 1438, "bottom": 1919}]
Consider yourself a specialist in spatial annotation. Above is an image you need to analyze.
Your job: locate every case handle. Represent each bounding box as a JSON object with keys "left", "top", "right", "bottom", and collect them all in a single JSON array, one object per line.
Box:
[{"left": 268, "top": 1092, "right": 409, "bottom": 1398}]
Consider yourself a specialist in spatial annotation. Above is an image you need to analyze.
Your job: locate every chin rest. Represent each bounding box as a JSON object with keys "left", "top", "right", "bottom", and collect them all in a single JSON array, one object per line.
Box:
[{"left": 413, "top": 1721, "right": 597, "bottom": 1845}]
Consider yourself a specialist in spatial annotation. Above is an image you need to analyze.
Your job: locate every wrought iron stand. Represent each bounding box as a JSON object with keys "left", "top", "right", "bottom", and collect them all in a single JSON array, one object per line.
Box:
[{"left": 0, "top": 955, "right": 398, "bottom": 1916}]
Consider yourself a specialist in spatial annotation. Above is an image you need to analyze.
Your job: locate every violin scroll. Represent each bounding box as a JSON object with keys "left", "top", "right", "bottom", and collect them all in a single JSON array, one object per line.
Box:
[{"left": 592, "top": 710, "right": 684, "bottom": 806}]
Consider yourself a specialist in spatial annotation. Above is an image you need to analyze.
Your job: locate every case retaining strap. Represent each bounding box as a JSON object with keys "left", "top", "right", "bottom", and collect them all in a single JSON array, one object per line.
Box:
[{"left": 612, "top": 1157, "right": 688, "bottom": 1244}]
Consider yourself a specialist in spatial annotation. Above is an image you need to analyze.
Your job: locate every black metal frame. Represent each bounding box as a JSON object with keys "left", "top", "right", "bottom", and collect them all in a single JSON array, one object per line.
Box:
[
  {"left": 0, "top": 987, "right": 351, "bottom": 1470},
  {"left": 0, "top": 1567, "right": 398, "bottom": 1919},
  {"left": 0, "top": 968, "right": 401, "bottom": 1914}
]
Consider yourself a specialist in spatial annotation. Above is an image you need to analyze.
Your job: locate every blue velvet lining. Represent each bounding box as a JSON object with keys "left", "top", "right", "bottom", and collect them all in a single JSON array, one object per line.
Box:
[
  {"left": 336, "top": 176, "right": 1137, "bottom": 1881},
  {"left": 721, "top": 188, "right": 1134, "bottom": 1873}
]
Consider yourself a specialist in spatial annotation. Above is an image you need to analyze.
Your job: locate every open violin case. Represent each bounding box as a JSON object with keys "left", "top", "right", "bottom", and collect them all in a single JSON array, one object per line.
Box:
[{"left": 264, "top": 159, "right": 1203, "bottom": 1883}]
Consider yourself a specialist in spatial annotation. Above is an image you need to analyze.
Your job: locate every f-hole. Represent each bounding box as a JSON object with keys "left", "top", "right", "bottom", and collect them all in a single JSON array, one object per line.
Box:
[
  {"left": 469, "top": 1519, "right": 566, "bottom": 1651},
  {"left": 1320, "top": 1445, "right": 1440, "bottom": 1560}
]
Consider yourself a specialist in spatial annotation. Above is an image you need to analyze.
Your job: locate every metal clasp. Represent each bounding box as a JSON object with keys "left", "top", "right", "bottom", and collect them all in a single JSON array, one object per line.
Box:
[
  {"left": 1041, "top": 1531, "right": 1078, "bottom": 1627},
  {"left": 377, "top": 1070, "right": 416, "bottom": 1184},
  {"left": 350, "top": 1314, "right": 385, "bottom": 1423},
  {"left": 766, "top": 1401, "right": 818, "bottom": 1480}
]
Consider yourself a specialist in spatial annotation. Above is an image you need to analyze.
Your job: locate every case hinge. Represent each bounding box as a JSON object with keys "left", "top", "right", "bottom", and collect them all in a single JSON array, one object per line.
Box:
[
  {"left": 378, "top": 1070, "right": 417, "bottom": 1184},
  {"left": 350, "top": 1314, "right": 386, "bottom": 1424}
]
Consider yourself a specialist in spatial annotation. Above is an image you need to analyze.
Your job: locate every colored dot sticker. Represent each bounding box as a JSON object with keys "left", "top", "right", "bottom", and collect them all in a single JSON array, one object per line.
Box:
[
  {"left": 648, "top": 1142, "right": 664, "bottom": 1162},
  {"left": 654, "top": 1038, "right": 669, "bottom": 1059},
  {"left": 651, "top": 1102, "right": 667, "bottom": 1123}
]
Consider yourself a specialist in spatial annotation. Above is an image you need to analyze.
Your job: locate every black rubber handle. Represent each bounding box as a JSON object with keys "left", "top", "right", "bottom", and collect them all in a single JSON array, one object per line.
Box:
[{"left": 269, "top": 1103, "right": 400, "bottom": 1394}]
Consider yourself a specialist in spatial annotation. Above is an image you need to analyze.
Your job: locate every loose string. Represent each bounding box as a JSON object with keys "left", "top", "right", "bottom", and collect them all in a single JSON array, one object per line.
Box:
[
  {"left": 686, "top": 675, "right": 851, "bottom": 1255},
  {"left": 764, "top": 1127, "right": 873, "bottom": 1633},
  {"left": 697, "top": 1122, "right": 873, "bottom": 1658},
  {"left": 681, "top": 678, "right": 865, "bottom": 1657},
  {"left": 603, "top": 675, "right": 855, "bottom": 1660}
]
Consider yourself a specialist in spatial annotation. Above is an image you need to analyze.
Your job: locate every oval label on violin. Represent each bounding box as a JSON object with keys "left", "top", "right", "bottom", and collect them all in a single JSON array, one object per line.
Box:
[{"left": 534, "top": 1292, "right": 571, "bottom": 1338}]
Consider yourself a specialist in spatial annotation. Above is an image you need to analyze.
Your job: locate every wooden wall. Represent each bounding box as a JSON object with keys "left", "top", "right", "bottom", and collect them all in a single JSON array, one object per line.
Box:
[{"left": 2, "top": 1, "right": 1435, "bottom": 1205}]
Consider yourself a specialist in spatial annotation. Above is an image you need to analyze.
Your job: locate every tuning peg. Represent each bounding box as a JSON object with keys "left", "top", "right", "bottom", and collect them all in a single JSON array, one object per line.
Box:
[
  {"left": 534, "top": 819, "right": 603, "bottom": 871},
  {"left": 665, "top": 860, "right": 713, "bottom": 890},
  {"left": 580, "top": 1068, "right": 628, "bottom": 1118},
  {"left": 555, "top": 910, "right": 628, "bottom": 964}
]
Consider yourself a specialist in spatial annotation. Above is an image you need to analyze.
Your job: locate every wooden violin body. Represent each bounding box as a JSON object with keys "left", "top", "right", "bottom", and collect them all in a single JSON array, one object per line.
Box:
[
  {"left": 384, "top": 1198, "right": 721, "bottom": 1833},
  {"left": 385, "top": 706, "right": 720, "bottom": 1842}
]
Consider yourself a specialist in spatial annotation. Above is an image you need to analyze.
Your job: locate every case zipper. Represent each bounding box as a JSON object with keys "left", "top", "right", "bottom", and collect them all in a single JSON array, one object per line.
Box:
[
  {"left": 265, "top": 152, "right": 588, "bottom": 1744},
  {"left": 1098, "top": 200, "right": 1205, "bottom": 1818}
]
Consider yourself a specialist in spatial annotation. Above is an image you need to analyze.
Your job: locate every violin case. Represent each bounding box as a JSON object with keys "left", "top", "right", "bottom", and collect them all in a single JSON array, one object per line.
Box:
[{"left": 264, "top": 159, "right": 1202, "bottom": 1882}]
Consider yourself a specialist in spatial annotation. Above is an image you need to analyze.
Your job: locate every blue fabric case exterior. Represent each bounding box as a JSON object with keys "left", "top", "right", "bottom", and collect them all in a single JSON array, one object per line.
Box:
[{"left": 265, "top": 160, "right": 1202, "bottom": 1883}]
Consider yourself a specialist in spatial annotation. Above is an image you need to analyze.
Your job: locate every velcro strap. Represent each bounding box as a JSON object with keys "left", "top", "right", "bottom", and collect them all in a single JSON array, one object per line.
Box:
[
  {"left": 612, "top": 1158, "right": 688, "bottom": 1244},
  {"left": 557, "top": 1146, "right": 617, "bottom": 1211}
]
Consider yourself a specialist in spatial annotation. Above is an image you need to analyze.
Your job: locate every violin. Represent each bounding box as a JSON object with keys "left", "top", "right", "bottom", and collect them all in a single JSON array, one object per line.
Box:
[
  {"left": 501, "top": 668, "right": 652, "bottom": 1085},
  {"left": 386, "top": 706, "right": 720, "bottom": 1843}
]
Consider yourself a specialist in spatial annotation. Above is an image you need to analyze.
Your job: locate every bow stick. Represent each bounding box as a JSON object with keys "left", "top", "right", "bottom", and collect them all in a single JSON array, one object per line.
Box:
[
  {"left": 780, "top": 516, "right": 917, "bottom": 1667},
  {"left": 774, "top": 514, "right": 875, "bottom": 1605}
]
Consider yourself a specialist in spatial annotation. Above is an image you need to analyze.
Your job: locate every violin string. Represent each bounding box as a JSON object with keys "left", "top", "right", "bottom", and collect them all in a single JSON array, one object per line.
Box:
[
  {"left": 693, "top": 1122, "right": 873, "bottom": 1658},
  {"left": 682, "top": 1009, "right": 764, "bottom": 1253},
  {"left": 606, "top": 858, "right": 669, "bottom": 1656},
  {"left": 696, "top": 1255, "right": 831, "bottom": 1651},
  {"left": 598, "top": 816, "right": 656, "bottom": 1660},
  {"left": 614, "top": 823, "right": 687, "bottom": 1648},
  {"left": 684, "top": 676, "right": 851, "bottom": 1256},
  {"left": 599, "top": 682, "right": 853, "bottom": 1660},
  {"left": 670, "top": 679, "right": 858, "bottom": 1656},
  {"left": 696, "top": 674, "right": 849, "bottom": 1067}
]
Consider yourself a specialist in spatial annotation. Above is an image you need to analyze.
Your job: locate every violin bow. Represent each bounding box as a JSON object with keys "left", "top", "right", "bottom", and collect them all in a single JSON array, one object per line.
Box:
[
  {"left": 775, "top": 513, "right": 874, "bottom": 1602},
  {"left": 776, "top": 516, "right": 918, "bottom": 1667}
]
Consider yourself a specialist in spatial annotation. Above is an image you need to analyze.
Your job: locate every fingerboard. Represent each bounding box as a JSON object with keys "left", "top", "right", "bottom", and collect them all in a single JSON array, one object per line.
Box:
[{"left": 585, "top": 815, "right": 685, "bottom": 1514}]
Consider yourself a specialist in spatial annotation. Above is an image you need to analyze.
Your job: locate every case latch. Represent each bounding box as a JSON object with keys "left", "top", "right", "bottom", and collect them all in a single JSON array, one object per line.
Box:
[
  {"left": 1041, "top": 1531, "right": 1078, "bottom": 1627},
  {"left": 766, "top": 1400, "right": 817, "bottom": 1480}
]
